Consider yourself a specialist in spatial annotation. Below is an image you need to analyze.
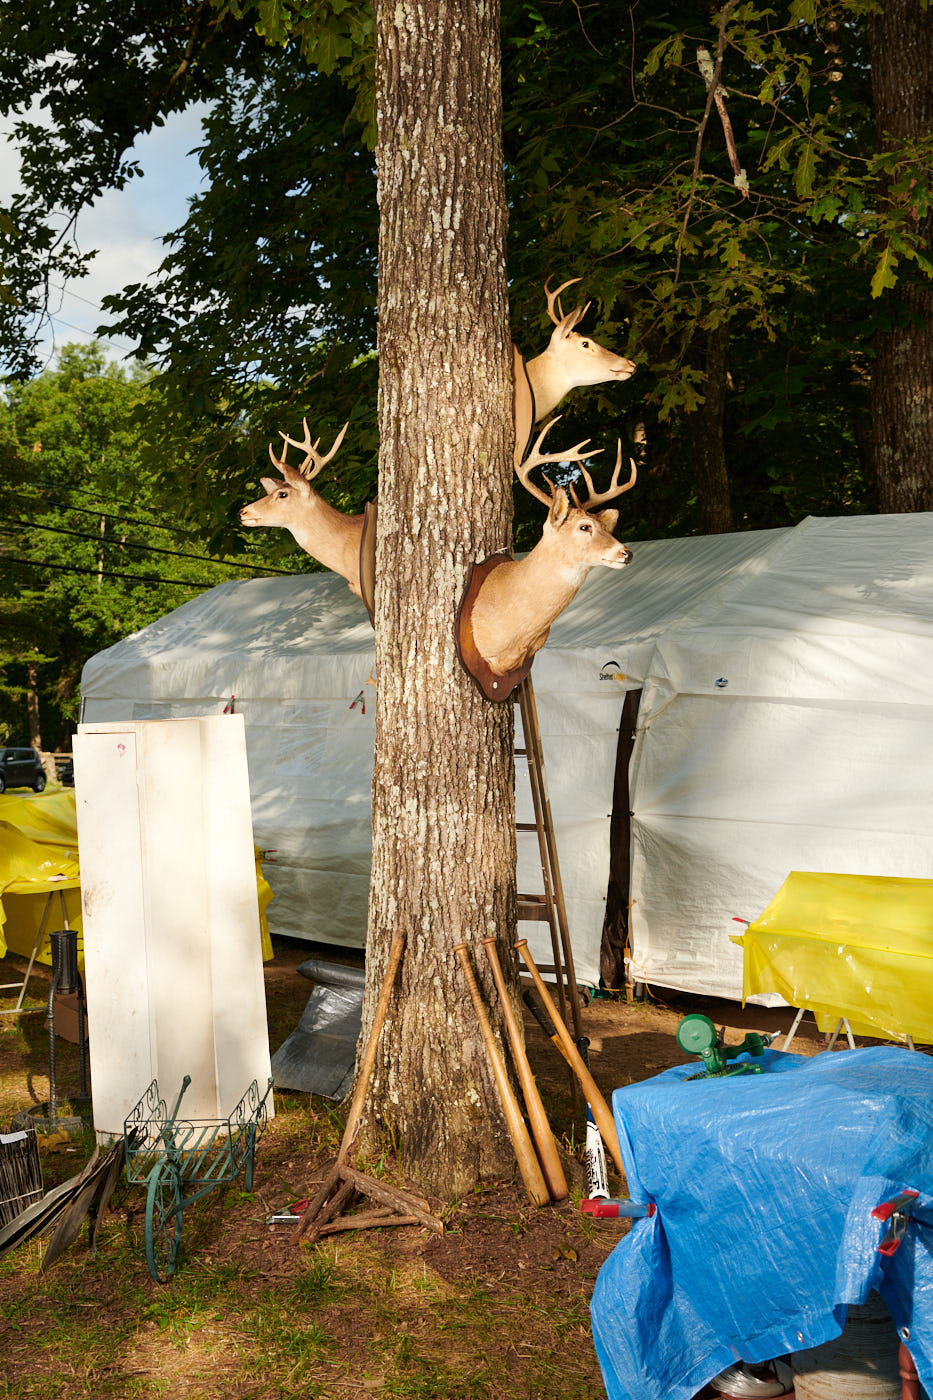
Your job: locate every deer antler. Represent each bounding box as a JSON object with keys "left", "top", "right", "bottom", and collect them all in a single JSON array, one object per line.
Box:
[
  {"left": 516, "top": 416, "right": 604, "bottom": 507},
  {"left": 568, "top": 439, "right": 637, "bottom": 509},
  {"left": 269, "top": 419, "right": 349, "bottom": 481},
  {"left": 543, "top": 275, "right": 590, "bottom": 333}
]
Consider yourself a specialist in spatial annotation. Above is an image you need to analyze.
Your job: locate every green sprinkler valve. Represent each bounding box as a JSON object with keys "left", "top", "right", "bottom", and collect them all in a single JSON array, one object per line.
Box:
[{"left": 675, "top": 1013, "right": 772, "bottom": 1080}]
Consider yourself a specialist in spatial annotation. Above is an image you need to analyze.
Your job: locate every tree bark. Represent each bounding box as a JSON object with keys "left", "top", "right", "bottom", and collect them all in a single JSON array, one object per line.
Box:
[
  {"left": 364, "top": 0, "right": 519, "bottom": 1196},
  {"left": 870, "top": 0, "right": 933, "bottom": 511},
  {"left": 693, "top": 321, "right": 734, "bottom": 533},
  {"left": 26, "top": 659, "right": 42, "bottom": 750}
]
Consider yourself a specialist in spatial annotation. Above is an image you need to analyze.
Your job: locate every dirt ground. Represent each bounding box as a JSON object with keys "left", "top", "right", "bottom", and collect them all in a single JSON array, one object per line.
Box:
[{"left": 0, "top": 938, "right": 834, "bottom": 1400}]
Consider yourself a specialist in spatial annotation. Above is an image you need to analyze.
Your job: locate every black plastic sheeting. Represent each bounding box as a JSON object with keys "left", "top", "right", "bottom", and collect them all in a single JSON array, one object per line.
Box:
[{"left": 270, "top": 958, "right": 365, "bottom": 1099}]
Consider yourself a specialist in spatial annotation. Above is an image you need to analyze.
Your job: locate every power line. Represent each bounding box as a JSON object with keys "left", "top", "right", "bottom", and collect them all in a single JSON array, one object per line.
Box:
[
  {"left": 50, "top": 314, "right": 134, "bottom": 350},
  {"left": 43, "top": 312, "right": 136, "bottom": 355},
  {"left": 0, "top": 486, "right": 275, "bottom": 559},
  {"left": 24, "top": 491, "right": 201, "bottom": 537},
  {"left": 0, "top": 517, "right": 299, "bottom": 575},
  {"left": 11, "top": 486, "right": 204, "bottom": 539},
  {"left": 50, "top": 281, "right": 111, "bottom": 314},
  {"left": 0, "top": 553, "right": 224, "bottom": 590}
]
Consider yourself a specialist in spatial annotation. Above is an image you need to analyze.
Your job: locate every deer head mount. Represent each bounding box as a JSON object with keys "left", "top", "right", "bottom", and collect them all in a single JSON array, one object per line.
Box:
[
  {"left": 240, "top": 280, "right": 634, "bottom": 620},
  {"left": 523, "top": 276, "right": 636, "bottom": 423},
  {"left": 239, "top": 419, "right": 366, "bottom": 599},
  {"left": 457, "top": 418, "right": 637, "bottom": 699}
]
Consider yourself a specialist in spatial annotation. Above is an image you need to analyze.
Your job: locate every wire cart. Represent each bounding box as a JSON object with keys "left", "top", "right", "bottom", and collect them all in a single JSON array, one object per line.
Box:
[{"left": 124, "top": 1074, "right": 273, "bottom": 1281}]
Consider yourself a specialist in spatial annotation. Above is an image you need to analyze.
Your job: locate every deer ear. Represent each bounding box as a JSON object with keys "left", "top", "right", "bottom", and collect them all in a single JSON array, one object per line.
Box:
[
  {"left": 549, "top": 313, "right": 574, "bottom": 346},
  {"left": 593, "top": 509, "right": 619, "bottom": 534},
  {"left": 260, "top": 477, "right": 280, "bottom": 495},
  {"left": 549, "top": 303, "right": 587, "bottom": 343},
  {"left": 549, "top": 488, "right": 572, "bottom": 527}
]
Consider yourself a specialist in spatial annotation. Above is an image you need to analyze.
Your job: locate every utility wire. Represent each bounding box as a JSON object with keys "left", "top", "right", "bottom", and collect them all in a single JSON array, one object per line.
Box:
[
  {"left": 0, "top": 518, "right": 299, "bottom": 575},
  {"left": 49, "top": 281, "right": 111, "bottom": 314},
  {"left": 1, "top": 486, "right": 204, "bottom": 539},
  {"left": 0, "top": 488, "right": 287, "bottom": 567},
  {"left": 8, "top": 474, "right": 269, "bottom": 541},
  {"left": 43, "top": 313, "right": 136, "bottom": 355},
  {"left": 0, "top": 553, "right": 219, "bottom": 590}
]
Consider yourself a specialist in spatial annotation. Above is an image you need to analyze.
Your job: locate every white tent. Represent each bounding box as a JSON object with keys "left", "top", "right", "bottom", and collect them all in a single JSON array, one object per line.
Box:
[{"left": 80, "top": 512, "right": 933, "bottom": 997}]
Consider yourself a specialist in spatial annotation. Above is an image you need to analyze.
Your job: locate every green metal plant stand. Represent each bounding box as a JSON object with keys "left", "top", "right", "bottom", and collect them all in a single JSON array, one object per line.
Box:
[{"left": 124, "top": 1074, "right": 273, "bottom": 1282}]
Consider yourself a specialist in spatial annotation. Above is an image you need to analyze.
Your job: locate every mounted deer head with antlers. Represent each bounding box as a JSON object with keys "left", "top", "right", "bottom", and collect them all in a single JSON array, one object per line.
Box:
[
  {"left": 523, "top": 277, "right": 636, "bottom": 423},
  {"left": 239, "top": 419, "right": 366, "bottom": 598},
  {"left": 462, "top": 418, "right": 637, "bottom": 689}
]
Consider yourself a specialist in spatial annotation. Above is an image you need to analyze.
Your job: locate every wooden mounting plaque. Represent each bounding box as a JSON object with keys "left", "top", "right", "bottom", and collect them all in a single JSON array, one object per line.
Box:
[
  {"left": 455, "top": 551, "right": 535, "bottom": 703},
  {"left": 359, "top": 499, "right": 377, "bottom": 628},
  {"left": 513, "top": 345, "right": 536, "bottom": 468}
]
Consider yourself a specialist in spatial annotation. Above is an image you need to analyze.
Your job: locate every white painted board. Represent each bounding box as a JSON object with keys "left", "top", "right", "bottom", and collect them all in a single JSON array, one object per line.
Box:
[{"left": 73, "top": 715, "right": 273, "bottom": 1138}]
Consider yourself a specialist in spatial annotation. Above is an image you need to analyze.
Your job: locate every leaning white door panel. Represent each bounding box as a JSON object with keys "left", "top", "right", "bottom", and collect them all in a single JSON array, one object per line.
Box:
[{"left": 73, "top": 715, "right": 273, "bottom": 1138}]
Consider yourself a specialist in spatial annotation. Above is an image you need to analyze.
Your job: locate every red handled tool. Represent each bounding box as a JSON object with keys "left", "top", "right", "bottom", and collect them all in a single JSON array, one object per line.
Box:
[{"left": 581, "top": 1198, "right": 656, "bottom": 1219}]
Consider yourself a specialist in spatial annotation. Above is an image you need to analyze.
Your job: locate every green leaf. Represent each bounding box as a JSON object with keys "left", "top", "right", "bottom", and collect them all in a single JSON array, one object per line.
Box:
[
  {"left": 871, "top": 244, "right": 899, "bottom": 299},
  {"left": 795, "top": 142, "right": 816, "bottom": 199},
  {"left": 643, "top": 35, "right": 683, "bottom": 76},
  {"left": 255, "top": 0, "right": 290, "bottom": 45}
]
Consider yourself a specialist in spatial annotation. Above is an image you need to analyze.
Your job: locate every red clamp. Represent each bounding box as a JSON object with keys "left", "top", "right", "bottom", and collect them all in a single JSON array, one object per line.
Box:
[
  {"left": 872, "top": 1189, "right": 919, "bottom": 1256},
  {"left": 581, "top": 1198, "right": 656, "bottom": 1219}
]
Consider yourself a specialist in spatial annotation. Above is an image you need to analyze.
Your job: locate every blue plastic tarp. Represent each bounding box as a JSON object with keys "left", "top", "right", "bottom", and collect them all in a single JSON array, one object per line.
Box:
[{"left": 591, "top": 1047, "right": 933, "bottom": 1400}]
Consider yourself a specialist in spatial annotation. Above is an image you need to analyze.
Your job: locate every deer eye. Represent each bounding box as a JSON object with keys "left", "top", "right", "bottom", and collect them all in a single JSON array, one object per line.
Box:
[
  {"left": 580, "top": 339, "right": 590, "bottom": 349},
  {"left": 579, "top": 521, "right": 593, "bottom": 533},
  {"left": 277, "top": 490, "right": 289, "bottom": 499}
]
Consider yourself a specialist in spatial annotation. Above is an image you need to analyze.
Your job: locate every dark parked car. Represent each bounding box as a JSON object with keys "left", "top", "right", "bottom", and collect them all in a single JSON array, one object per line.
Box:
[{"left": 0, "top": 746, "right": 47, "bottom": 793}]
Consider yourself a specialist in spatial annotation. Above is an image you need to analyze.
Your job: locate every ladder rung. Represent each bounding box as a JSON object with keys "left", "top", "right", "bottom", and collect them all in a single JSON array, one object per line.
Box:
[
  {"left": 517, "top": 894, "right": 552, "bottom": 922},
  {"left": 516, "top": 822, "right": 539, "bottom": 832}
]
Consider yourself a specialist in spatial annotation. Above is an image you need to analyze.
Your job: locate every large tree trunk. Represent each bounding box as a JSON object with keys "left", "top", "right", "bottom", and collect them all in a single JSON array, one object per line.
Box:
[
  {"left": 693, "top": 321, "right": 734, "bottom": 533},
  {"left": 363, "top": 0, "right": 519, "bottom": 1196},
  {"left": 26, "top": 658, "right": 42, "bottom": 750},
  {"left": 870, "top": 0, "right": 933, "bottom": 511}
]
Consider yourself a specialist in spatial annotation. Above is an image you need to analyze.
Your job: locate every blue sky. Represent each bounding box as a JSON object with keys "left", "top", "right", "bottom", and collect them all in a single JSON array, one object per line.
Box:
[{"left": 1, "top": 103, "right": 209, "bottom": 371}]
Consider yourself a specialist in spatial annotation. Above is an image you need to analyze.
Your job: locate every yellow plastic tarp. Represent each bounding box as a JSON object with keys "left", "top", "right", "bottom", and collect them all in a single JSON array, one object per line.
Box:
[
  {"left": 0, "top": 789, "right": 80, "bottom": 849},
  {"left": 0, "top": 790, "right": 273, "bottom": 967},
  {"left": 732, "top": 870, "right": 933, "bottom": 1043}
]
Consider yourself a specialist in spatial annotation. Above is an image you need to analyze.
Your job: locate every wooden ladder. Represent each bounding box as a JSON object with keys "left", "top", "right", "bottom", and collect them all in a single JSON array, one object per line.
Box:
[{"left": 514, "top": 677, "right": 584, "bottom": 1056}]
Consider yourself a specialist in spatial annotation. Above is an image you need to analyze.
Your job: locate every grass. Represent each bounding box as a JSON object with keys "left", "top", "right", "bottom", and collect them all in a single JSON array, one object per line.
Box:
[{"left": 0, "top": 947, "right": 617, "bottom": 1400}]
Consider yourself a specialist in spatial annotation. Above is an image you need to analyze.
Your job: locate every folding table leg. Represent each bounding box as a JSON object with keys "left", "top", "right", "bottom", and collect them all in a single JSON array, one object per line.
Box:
[
  {"left": 0, "top": 890, "right": 57, "bottom": 1015},
  {"left": 826, "top": 1018, "right": 856, "bottom": 1050},
  {"left": 782, "top": 1008, "right": 806, "bottom": 1051}
]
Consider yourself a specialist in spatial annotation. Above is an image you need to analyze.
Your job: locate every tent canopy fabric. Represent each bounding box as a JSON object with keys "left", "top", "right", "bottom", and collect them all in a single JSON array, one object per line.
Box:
[
  {"left": 626, "top": 512, "right": 933, "bottom": 1000},
  {"left": 79, "top": 512, "right": 933, "bottom": 998}
]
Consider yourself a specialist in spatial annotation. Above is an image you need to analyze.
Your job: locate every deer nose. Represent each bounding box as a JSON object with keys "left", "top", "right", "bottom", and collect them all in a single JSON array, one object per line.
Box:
[{"left": 621, "top": 546, "right": 633, "bottom": 564}]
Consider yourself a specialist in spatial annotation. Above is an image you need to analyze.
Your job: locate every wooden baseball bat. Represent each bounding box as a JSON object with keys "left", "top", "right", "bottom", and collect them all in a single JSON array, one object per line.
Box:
[
  {"left": 337, "top": 930, "right": 406, "bottom": 1166},
  {"left": 522, "top": 988, "right": 609, "bottom": 1197},
  {"left": 480, "top": 937, "right": 568, "bottom": 1202},
  {"left": 523, "top": 986, "right": 573, "bottom": 1067},
  {"left": 453, "top": 942, "right": 550, "bottom": 1207},
  {"left": 514, "top": 939, "right": 624, "bottom": 1177}
]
